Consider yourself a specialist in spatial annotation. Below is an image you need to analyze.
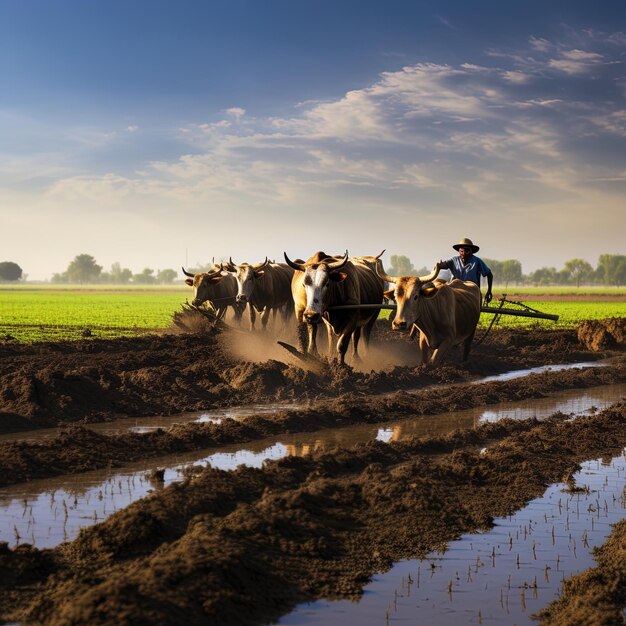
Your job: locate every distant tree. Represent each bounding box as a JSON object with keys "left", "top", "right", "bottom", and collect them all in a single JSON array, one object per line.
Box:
[
  {"left": 482, "top": 258, "right": 503, "bottom": 283},
  {"left": 156, "top": 268, "right": 178, "bottom": 284},
  {"left": 133, "top": 268, "right": 156, "bottom": 284},
  {"left": 51, "top": 272, "right": 69, "bottom": 283},
  {"left": 597, "top": 254, "right": 626, "bottom": 286},
  {"left": 109, "top": 262, "right": 133, "bottom": 284},
  {"left": 563, "top": 258, "right": 593, "bottom": 287},
  {"left": 66, "top": 254, "right": 102, "bottom": 283},
  {"left": 387, "top": 255, "right": 417, "bottom": 276},
  {"left": 500, "top": 259, "right": 523, "bottom": 286},
  {"left": 0, "top": 261, "right": 23, "bottom": 282},
  {"left": 529, "top": 267, "right": 558, "bottom": 286}
]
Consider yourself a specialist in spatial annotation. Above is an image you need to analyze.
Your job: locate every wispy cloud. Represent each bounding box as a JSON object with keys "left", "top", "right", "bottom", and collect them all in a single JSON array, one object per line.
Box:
[
  {"left": 4, "top": 26, "right": 626, "bottom": 275},
  {"left": 47, "top": 28, "right": 626, "bottom": 216}
]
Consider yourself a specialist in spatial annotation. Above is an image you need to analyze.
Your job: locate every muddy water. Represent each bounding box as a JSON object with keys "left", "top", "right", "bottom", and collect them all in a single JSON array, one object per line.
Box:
[
  {"left": 474, "top": 360, "right": 606, "bottom": 384},
  {"left": 0, "top": 384, "right": 624, "bottom": 550},
  {"left": 276, "top": 451, "right": 626, "bottom": 626},
  {"left": 0, "top": 402, "right": 304, "bottom": 443},
  {"left": 0, "top": 361, "right": 610, "bottom": 445}
]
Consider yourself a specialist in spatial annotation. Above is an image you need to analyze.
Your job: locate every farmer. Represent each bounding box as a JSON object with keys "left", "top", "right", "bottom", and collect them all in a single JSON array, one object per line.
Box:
[{"left": 439, "top": 237, "right": 493, "bottom": 306}]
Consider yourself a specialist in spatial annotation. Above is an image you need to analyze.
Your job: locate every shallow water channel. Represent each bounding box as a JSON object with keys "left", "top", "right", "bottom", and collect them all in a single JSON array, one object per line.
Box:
[
  {"left": 0, "top": 381, "right": 624, "bottom": 551},
  {"left": 276, "top": 452, "right": 626, "bottom": 626},
  {"left": 0, "top": 362, "right": 608, "bottom": 444}
]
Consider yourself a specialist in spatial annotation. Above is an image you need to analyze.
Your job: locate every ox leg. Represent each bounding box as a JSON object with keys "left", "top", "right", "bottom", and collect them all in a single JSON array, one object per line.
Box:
[
  {"left": 280, "top": 303, "right": 294, "bottom": 333},
  {"left": 352, "top": 327, "right": 362, "bottom": 362},
  {"left": 260, "top": 307, "right": 271, "bottom": 331},
  {"left": 418, "top": 332, "right": 431, "bottom": 365},
  {"left": 430, "top": 339, "right": 452, "bottom": 368},
  {"left": 249, "top": 306, "right": 257, "bottom": 331},
  {"left": 462, "top": 330, "right": 476, "bottom": 362},
  {"left": 336, "top": 331, "right": 353, "bottom": 365},
  {"left": 325, "top": 322, "right": 335, "bottom": 356},
  {"left": 307, "top": 323, "right": 320, "bottom": 357},
  {"left": 361, "top": 314, "right": 377, "bottom": 354}
]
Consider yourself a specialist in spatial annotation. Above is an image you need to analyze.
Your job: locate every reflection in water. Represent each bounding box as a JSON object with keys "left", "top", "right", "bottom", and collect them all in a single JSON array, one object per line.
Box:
[
  {"left": 475, "top": 361, "right": 606, "bottom": 384},
  {"left": 0, "top": 384, "right": 624, "bottom": 550},
  {"left": 277, "top": 452, "right": 626, "bottom": 626},
  {"left": 0, "top": 362, "right": 611, "bottom": 445}
]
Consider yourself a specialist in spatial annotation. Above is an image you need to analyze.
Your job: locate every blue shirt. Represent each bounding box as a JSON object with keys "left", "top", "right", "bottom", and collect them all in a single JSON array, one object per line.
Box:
[{"left": 440, "top": 255, "right": 491, "bottom": 286}]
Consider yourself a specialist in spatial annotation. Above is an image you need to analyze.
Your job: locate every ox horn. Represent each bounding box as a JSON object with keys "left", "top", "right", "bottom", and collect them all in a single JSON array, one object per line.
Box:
[
  {"left": 375, "top": 249, "right": 386, "bottom": 260},
  {"left": 327, "top": 250, "right": 349, "bottom": 270},
  {"left": 375, "top": 264, "right": 399, "bottom": 284},
  {"left": 253, "top": 257, "right": 269, "bottom": 271},
  {"left": 419, "top": 263, "right": 441, "bottom": 284},
  {"left": 181, "top": 266, "right": 195, "bottom": 278},
  {"left": 224, "top": 257, "right": 237, "bottom": 272},
  {"left": 283, "top": 252, "right": 306, "bottom": 272}
]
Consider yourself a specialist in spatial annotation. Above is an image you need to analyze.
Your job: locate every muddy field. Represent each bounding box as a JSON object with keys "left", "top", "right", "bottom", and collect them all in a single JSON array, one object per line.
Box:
[{"left": 0, "top": 316, "right": 625, "bottom": 624}]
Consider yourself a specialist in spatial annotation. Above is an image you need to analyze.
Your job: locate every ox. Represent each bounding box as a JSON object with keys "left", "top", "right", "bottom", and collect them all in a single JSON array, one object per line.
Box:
[
  {"left": 377, "top": 263, "right": 481, "bottom": 367},
  {"left": 182, "top": 265, "right": 243, "bottom": 321},
  {"left": 284, "top": 250, "right": 384, "bottom": 365},
  {"left": 223, "top": 258, "right": 295, "bottom": 330}
]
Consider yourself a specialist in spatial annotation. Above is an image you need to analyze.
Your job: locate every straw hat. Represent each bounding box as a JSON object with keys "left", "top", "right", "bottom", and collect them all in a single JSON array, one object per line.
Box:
[{"left": 452, "top": 237, "right": 479, "bottom": 253}]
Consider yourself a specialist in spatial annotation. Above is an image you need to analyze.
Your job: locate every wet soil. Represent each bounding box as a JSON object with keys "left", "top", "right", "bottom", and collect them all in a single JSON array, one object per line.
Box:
[
  {"left": 0, "top": 362, "right": 625, "bottom": 488},
  {"left": 1, "top": 320, "right": 622, "bottom": 435},
  {"left": 537, "top": 518, "right": 626, "bottom": 625},
  {"left": 0, "top": 317, "right": 624, "bottom": 624},
  {"left": 0, "top": 402, "right": 624, "bottom": 625}
]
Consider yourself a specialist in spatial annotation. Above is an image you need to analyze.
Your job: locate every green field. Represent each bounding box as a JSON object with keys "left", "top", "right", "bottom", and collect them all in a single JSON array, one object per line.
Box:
[
  {"left": 1, "top": 285, "right": 624, "bottom": 343},
  {"left": 0, "top": 288, "right": 188, "bottom": 342}
]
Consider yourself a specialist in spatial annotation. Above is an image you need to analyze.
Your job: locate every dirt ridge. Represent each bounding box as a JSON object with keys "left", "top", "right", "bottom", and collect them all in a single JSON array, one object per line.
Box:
[{"left": 0, "top": 403, "right": 625, "bottom": 625}]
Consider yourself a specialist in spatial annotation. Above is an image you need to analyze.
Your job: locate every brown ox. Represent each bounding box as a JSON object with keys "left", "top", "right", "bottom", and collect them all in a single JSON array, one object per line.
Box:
[
  {"left": 223, "top": 258, "right": 295, "bottom": 330},
  {"left": 284, "top": 250, "right": 384, "bottom": 365},
  {"left": 377, "top": 264, "right": 481, "bottom": 367},
  {"left": 182, "top": 265, "right": 243, "bottom": 321}
]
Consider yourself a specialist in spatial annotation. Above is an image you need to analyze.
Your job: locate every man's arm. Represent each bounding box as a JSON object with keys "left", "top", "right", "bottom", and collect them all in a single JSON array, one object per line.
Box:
[{"left": 484, "top": 271, "right": 493, "bottom": 305}]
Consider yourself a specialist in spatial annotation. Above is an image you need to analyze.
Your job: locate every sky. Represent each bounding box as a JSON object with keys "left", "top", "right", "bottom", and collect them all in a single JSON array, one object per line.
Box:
[{"left": 1, "top": 0, "right": 625, "bottom": 281}]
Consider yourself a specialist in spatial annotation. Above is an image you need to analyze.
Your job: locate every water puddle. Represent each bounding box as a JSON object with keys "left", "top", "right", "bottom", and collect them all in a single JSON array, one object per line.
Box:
[
  {"left": 0, "top": 361, "right": 611, "bottom": 445},
  {"left": 0, "top": 384, "right": 624, "bottom": 549},
  {"left": 475, "top": 361, "right": 606, "bottom": 384},
  {"left": 277, "top": 451, "right": 626, "bottom": 625},
  {"left": 0, "top": 402, "right": 303, "bottom": 443}
]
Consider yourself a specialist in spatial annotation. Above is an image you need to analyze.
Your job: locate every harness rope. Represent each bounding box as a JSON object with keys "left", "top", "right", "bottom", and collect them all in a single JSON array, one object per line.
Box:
[{"left": 474, "top": 295, "right": 506, "bottom": 345}]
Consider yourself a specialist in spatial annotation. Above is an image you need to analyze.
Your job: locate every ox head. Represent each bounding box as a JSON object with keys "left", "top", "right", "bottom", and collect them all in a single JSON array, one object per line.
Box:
[
  {"left": 182, "top": 265, "right": 226, "bottom": 307},
  {"left": 376, "top": 263, "right": 441, "bottom": 331},
  {"left": 284, "top": 250, "right": 349, "bottom": 324},
  {"left": 224, "top": 257, "right": 270, "bottom": 304}
]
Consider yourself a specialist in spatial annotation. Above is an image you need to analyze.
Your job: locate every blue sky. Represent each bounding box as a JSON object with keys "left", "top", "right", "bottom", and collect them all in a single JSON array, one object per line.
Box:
[{"left": 1, "top": 0, "right": 625, "bottom": 280}]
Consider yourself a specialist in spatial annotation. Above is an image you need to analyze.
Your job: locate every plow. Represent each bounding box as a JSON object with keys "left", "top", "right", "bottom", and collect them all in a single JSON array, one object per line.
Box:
[
  {"left": 328, "top": 295, "right": 559, "bottom": 343},
  {"left": 278, "top": 295, "right": 558, "bottom": 363},
  {"left": 326, "top": 295, "right": 559, "bottom": 321}
]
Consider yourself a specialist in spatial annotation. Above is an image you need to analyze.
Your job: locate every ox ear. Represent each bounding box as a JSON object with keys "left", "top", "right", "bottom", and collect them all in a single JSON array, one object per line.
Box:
[
  {"left": 184, "top": 278, "right": 194, "bottom": 287},
  {"left": 383, "top": 289, "right": 395, "bottom": 301},
  {"left": 329, "top": 271, "right": 348, "bottom": 282}
]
